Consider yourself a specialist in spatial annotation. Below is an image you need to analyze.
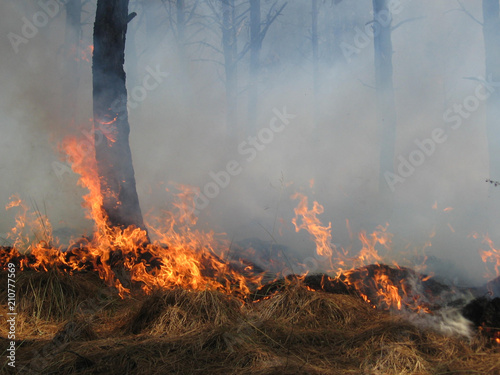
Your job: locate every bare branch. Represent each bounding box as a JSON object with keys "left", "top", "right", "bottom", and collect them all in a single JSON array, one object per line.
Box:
[
  {"left": 186, "top": 0, "right": 201, "bottom": 24},
  {"left": 445, "top": 0, "right": 483, "bottom": 27},
  {"left": 391, "top": 16, "right": 425, "bottom": 32},
  {"left": 358, "top": 79, "right": 376, "bottom": 90},
  {"left": 259, "top": 2, "right": 287, "bottom": 44},
  {"left": 191, "top": 58, "right": 225, "bottom": 67},
  {"left": 236, "top": 41, "right": 251, "bottom": 61},
  {"left": 195, "top": 40, "right": 223, "bottom": 54}
]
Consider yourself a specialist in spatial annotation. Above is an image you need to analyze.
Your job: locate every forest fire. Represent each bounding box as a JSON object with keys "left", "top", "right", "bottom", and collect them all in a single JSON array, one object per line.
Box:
[
  {"left": 2, "top": 138, "right": 500, "bottom": 374},
  {"left": 2, "top": 130, "right": 500, "bottom": 375},
  {"left": 2, "top": 135, "right": 263, "bottom": 298},
  {"left": 3, "top": 1, "right": 500, "bottom": 373},
  {"left": 1, "top": 133, "right": 498, "bottom": 322},
  {"left": 0, "top": 147, "right": 430, "bottom": 309}
]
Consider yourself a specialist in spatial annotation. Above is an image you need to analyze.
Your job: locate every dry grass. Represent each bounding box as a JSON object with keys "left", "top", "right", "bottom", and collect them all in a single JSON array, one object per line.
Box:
[
  {"left": 127, "top": 288, "right": 244, "bottom": 336},
  {"left": 1, "top": 273, "right": 499, "bottom": 375}
]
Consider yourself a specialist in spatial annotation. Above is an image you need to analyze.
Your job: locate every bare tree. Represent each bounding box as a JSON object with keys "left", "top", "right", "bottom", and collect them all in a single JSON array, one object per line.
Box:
[
  {"left": 246, "top": 0, "right": 286, "bottom": 131},
  {"left": 373, "top": 0, "right": 397, "bottom": 195},
  {"left": 247, "top": 0, "right": 261, "bottom": 131},
  {"left": 483, "top": 0, "right": 500, "bottom": 181},
  {"left": 221, "top": 0, "right": 239, "bottom": 132}
]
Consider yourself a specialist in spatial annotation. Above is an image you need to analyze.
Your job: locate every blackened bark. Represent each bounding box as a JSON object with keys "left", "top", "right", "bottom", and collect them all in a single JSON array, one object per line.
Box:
[
  {"left": 373, "top": 0, "right": 397, "bottom": 194},
  {"left": 92, "top": 0, "right": 146, "bottom": 232},
  {"left": 222, "top": 0, "right": 238, "bottom": 133},
  {"left": 483, "top": 0, "right": 500, "bottom": 181},
  {"left": 248, "top": 0, "right": 261, "bottom": 131}
]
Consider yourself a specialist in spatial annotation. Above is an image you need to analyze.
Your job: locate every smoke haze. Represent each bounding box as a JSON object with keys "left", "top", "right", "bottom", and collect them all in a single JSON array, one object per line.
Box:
[{"left": 0, "top": 0, "right": 497, "bottom": 286}]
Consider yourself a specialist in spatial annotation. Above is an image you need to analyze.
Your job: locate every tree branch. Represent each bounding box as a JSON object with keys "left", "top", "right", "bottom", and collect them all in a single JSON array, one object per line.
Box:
[
  {"left": 259, "top": 2, "right": 287, "bottom": 44},
  {"left": 445, "top": 0, "right": 483, "bottom": 26},
  {"left": 391, "top": 16, "right": 425, "bottom": 32}
]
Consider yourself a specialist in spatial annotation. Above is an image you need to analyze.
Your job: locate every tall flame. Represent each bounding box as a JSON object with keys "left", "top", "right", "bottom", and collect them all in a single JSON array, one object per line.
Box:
[
  {"left": 291, "top": 193, "right": 431, "bottom": 311},
  {"left": 291, "top": 193, "right": 333, "bottom": 258}
]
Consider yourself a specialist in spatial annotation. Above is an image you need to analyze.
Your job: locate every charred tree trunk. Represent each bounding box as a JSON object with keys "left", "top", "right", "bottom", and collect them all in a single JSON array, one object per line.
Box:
[
  {"left": 248, "top": 0, "right": 261, "bottom": 132},
  {"left": 61, "top": 0, "right": 82, "bottom": 125},
  {"left": 222, "top": 0, "right": 238, "bottom": 133},
  {"left": 483, "top": 0, "right": 500, "bottom": 182},
  {"left": 373, "top": 0, "right": 397, "bottom": 197},
  {"left": 92, "top": 0, "right": 146, "bottom": 232}
]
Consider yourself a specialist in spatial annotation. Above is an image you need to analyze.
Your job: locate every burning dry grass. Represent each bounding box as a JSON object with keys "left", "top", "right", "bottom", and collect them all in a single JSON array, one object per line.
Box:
[{"left": 2, "top": 272, "right": 499, "bottom": 375}]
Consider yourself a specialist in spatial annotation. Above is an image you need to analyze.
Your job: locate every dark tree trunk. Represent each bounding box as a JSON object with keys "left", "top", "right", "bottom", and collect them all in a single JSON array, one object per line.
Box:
[
  {"left": 248, "top": 0, "right": 261, "bottom": 132},
  {"left": 61, "top": 0, "right": 82, "bottom": 125},
  {"left": 92, "top": 0, "right": 146, "bottom": 232},
  {"left": 373, "top": 0, "right": 397, "bottom": 195},
  {"left": 483, "top": 0, "right": 500, "bottom": 181},
  {"left": 222, "top": 0, "right": 238, "bottom": 133}
]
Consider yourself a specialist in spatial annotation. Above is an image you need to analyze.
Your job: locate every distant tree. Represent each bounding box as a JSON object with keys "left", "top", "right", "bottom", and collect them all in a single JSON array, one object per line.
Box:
[
  {"left": 248, "top": 0, "right": 261, "bottom": 131},
  {"left": 373, "top": 0, "right": 397, "bottom": 195},
  {"left": 201, "top": 0, "right": 284, "bottom": 135},
  {"left": 482, "top": 0, "right": 500, "bottom": 181},
  {"left": 222, "top": 0, "right": 239, "bottom": 132},
  {"left": 247, "top": 0, "right": 286, "bottom": 131}
]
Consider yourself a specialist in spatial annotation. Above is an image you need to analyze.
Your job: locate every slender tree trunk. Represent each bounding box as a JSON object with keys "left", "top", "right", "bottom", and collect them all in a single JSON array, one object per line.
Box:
[
  {"left": 93, "top": 0, "right": 146, "bottom": 232},
  {"left": 248, "top": 0, "right": 261, "bottom": 132},
  {"left": 330, "top": 6, "right": 344, "bottom": 66},
  {"left": 311, "top": 0, "right": 319, "bottom": 128},
  {"left": 222, "top": 0, "right": 238, "bottom": 133},
  {"left": 61, "top": 0, "right": 82, "bottom": 125},
  {"left": 373, "top": 0, "right": 397, "bottom": 196},
  {"left": 483, "top": 0, "right": 500, "bottom": 181},
  {"left": 175, "top": 0, "right": 192, "bottom": 103}
]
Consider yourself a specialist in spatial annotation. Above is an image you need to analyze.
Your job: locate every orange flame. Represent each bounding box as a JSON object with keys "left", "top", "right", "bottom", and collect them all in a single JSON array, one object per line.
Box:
[
  {"left": 291, "top": 193, "right": 333, "bottom": 259},
  {"left": 1, "top": 134, "right": 263, "bottom": 298},
  {"left": 290, "top": 194, "right": 434, "bottom": 312},
  {"left": 1, "top": 147, "right": 467, "bottom": 318},
  {"left": 473, "top": 233, "right": 500, "bottom": 279}
]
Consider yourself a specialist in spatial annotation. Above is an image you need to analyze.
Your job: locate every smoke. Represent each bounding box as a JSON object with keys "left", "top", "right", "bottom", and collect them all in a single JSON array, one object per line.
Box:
[{"left": 0, "top": 0, "right": 498, "bottom": 286}]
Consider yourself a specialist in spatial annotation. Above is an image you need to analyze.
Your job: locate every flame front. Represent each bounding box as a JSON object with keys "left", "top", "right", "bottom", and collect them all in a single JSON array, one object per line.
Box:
[
  {"left": 2, "top": 139, "right": 497, "bottom": 319},
  {"left": 291, "top": 193, "right": 432, "bottom": 312},
  {"left": 2, "top": 134, "right": 262, "bottom": 298}
]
